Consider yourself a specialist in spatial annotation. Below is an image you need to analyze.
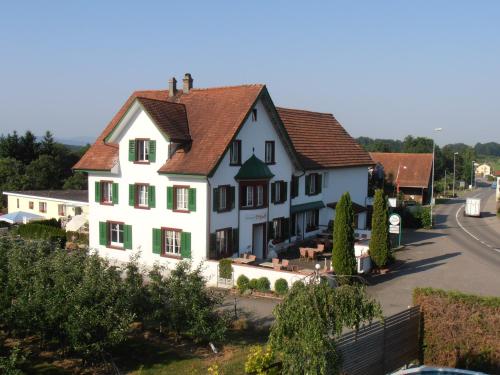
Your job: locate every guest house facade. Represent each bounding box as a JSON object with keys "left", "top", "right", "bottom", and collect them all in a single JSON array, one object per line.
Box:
[{"left": 74, "top": 74, "right": 373, "bottom": 267}]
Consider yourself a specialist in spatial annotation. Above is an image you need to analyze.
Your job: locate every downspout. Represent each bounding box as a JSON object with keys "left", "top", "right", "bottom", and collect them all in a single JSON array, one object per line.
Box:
[
  {"left": 291, "top": 170, "right": 306, "bottom": 242},
  {"left": 206, "top": 177, "right": 211, "bottom": 260}
]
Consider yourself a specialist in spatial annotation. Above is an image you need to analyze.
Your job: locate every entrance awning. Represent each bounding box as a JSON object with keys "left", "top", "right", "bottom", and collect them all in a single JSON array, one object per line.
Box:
[
  {"left": 290, "top": 201, "right": 325, "bottom": 214},
  {"left": 326, "top": 201, "right": 367, "bottom": 214}
]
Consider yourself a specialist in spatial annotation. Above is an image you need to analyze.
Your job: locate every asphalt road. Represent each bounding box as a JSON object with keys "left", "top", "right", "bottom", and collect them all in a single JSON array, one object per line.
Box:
[{"left": 368, "top": 182, "right": 500, "bottom": 315}]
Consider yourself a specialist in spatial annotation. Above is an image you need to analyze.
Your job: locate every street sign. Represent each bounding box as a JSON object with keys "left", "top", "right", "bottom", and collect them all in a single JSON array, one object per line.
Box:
[
  {"left": 389, "top": 224, "right": 400, "bottom": 234},
  {"left": 389, "top": 214, "right": 400, "bottom": 226},
  {"left": 388, "top": 198, "right": 397, "bottom": 208}
]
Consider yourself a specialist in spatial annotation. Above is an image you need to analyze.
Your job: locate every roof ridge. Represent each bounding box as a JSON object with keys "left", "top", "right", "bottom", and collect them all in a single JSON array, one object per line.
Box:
[
  {"left": 277, "top": 106, "right": 334, "bottom": 117},
  {"left": 370, "top": 152, "right": 433, "bottom": 156},
  {"left": 190, "top": 83, "right": 264, "bottom": 92}
]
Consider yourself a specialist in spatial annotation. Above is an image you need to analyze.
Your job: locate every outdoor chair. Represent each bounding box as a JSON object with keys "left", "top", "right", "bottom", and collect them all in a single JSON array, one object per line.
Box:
[
  {"left": 307, "top": 248, "right": 317, "bottom": 262},
  {"left": 272, "top": 258, "right": 280, "bottom": 265},
  {"left": 248, "top": 254, "right": 256, "bottom": 262},
  {"left": 273, "top": 264, "right": 282, "bottom": 271},
  {"left": 316, "top": 243, "right": 325, "bottom": 252},
  {"left": 282, "top": 259, "right": 290, "bottom": 270},
  {"left": 299, "top": 247, "right": 307, "bottom": 261}
]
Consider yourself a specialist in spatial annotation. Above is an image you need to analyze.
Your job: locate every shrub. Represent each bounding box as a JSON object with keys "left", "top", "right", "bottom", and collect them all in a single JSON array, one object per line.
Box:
[
  {"left": 218, "top": 258, "right": 233, "bottom": 279},
  {"left": 244, "top": 345, "right": 279, "bottom": 375},
  {"left": 274, "top": 278, "right": 288, "bottom": 296},
  {"left": 413, "top": 288, "right": 500, "bottom": 373},
  {"left": 421, "top": 206, "right": 432, "bottom": 229},
  {"left": 15, "top": 223, "right": 66, "bottom": 248},
  {"left": 248, "top": 278, "right": 259, "bottom": 290},
  {"left": 236, "top": 274, "right": 250, "bottom": 293},
  {"left": 37, "top": 218, "right": 60, "bottom": 228},
  {"left": 256, "top": 277, "right": 270, "bottom": 292},
  {"left": 0, "top": 345, "right": 26, "bottom": 375}
]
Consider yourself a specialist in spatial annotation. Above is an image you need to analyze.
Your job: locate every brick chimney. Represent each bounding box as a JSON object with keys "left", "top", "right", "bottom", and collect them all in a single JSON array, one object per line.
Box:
[
  {"left": 168, "top": 77, "right": 177, "bottom": 97},
  {"left": 183, "top": 73, "right": 193, "bottom": 94}
]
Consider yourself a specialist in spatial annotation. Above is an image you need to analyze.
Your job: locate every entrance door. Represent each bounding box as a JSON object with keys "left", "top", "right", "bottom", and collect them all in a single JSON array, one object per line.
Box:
[{"left": 252, "top": 223, "right": 266, "bottom": 259}]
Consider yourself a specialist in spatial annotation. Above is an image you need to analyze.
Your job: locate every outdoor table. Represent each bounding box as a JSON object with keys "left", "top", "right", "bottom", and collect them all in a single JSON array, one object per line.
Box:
[
  {"left": 233, "top": 258, "right": 255, "bottom": 264},
  {"left": 259, "top": 262, "right": 274, "bottom": 268}
]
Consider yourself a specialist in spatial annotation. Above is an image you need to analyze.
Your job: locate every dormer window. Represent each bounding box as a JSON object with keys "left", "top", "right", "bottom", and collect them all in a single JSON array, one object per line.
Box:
[
  {"left": 230, "top": 140, "right": 241, "bottom": 165},
  {"left": 251, "top": 108, "right": 258, "bottom": 121},
  {"left": 129, "top": 139, "right": 156, "bottom": 163}
]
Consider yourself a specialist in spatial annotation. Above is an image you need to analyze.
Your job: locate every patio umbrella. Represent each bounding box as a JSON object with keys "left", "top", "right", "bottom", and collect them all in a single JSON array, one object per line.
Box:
[{"left": 0, "top": 211, "right": 44, "bottom": 224}]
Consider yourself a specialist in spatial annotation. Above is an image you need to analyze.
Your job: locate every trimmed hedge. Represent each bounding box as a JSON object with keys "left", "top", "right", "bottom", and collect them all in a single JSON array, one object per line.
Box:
[
  {"left": 256, "top": 277, "right": 270, "bottom": 292},
  {"left": 236, "top": 275, "right": 250, "bottom": 293},
  {"left": 274, "top": 278, "right": 288, "bottom": 296},
  {"left": 37, "top": 218, "right": 61, "bottom": 228},
  {"left": 248, "top": 278, "right": 258, "bottom": 291},
  {"left": 16, "top": 223, "right": 66, "bottom": 248},
  {"left": 414, "top": 287, "right": 500, "bottom": 373},
  {"left": 218, "top": 258, "right": 233, "bottom": 279}
]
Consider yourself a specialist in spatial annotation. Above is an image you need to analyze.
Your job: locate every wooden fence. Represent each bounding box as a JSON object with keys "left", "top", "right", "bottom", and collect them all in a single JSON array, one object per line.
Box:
[{"left": 337, "top": 306, "right": 421, "bottom": 375}]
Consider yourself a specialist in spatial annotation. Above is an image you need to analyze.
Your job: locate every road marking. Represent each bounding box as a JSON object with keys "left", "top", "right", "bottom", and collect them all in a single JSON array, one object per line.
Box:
[{"left": 455, "top": 204, "right": 500, "bottom": 253}]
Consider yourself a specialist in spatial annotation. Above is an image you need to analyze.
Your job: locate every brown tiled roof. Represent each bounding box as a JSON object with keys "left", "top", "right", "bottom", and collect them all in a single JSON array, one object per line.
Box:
[
  {"left": 494, "top": 170, "right": 500, "bottom": 177},
  {"left": 74, "top": 85, "right": 264, "bottom": 174},
  {"left": 276, "top": 107, "right": 374, "bottom": 170},
  {"left": 370, "top": 152, "right": 433, "bottom": 188}
]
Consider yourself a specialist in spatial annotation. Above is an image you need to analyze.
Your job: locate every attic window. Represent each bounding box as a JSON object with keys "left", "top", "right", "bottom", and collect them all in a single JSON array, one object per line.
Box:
[{"left": 251, "top": 108, "right": 257, "bottom": 122}]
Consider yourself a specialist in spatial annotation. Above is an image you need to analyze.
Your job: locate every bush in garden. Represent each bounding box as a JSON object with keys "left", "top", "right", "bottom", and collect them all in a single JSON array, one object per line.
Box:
[
  {"left": 256, "top": 277, "right": 270, "bottom": 292},
  {"left": 218, "top": 258, "right": 233, "bottom": 279},
  {"left": 332, "top": 192, "right": 356, "bottom": 282},
  {"left": 248, "top": 278, "right": 258, "bottom": 290},
  {"left": 421, "top": 206, "right": 432, "bottom": 229},
  {"left": 370, "top": 189, "right": 391, "bottom": 268},
  {"left": 36, "top": 218, "right": 61, "bottom": 228},
  {"left": 15, "top": 223, "right": 66, "bottom": 248},
  {"left": 274, "top": 278, "right": 288, "bottom": 296},
  {"left": 244, "top": 345, "right": 279, "bottom": 375},
  {"left": 236, "top": 274, "right": 250, "bottom": 293},
  {"left": 122, "top": 256, "right": 148, "bottom": 321},
  {"left": 0, "top": 345, "right": 26, "bottom": 375}
]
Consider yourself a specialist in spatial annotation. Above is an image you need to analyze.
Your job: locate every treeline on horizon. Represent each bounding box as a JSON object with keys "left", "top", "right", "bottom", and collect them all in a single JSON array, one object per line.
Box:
[
  {"left": 0, "top": 130, "right": 89, "bottom": 208},
  {"left": 358, "top": 135, "right": 500, "bottom": 185}
]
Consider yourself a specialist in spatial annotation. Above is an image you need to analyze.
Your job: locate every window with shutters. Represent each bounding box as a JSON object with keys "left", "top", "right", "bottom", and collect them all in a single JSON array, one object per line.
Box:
[
  {"left": 101, "top": 181, "right": 113, "bottom": 204},
  {"left": 216, "top": 228, "right": 231, "bottom": 258},
  {"left": 274, "top": 182, "right": 281, "bottom": 202},
  {"left": 273, "top": 218, "right": 283, "bottom": 240},
  {"left": 240, "top": 182, "right": 267, "bottom": 209},
  {"left": 109, "top": 222, "right": 124, "bottom": 248},
  {"left": 135, "top": 184, "right": 149, "bottom": 209},
  {"left": 265, "top": 141, "right": 275, "bottom": 164},
  {"left": 164, "top": 228, "right": 181, "bottom": 256},
  {"left": 291, "top": 175, "right": 299, "bottom": 198},
  {"left": 135, "top": 139, "right": 150, "bottom": 162},
  {"left": 309, "top": 175, "right": 316, "bottom": 195},
  {"left": 306, "top": 173, "right": 322, "bottom": 196},
  {"left": 174, "top": 186, "right": 189, "bottom": 212},
  {"left": 219, "top": 186, "right": 227, "bottom": 211},
  {"left": 306, "top": 209, "right": 319, "bottom": 232},
  {"left": 230, "top": 140, "right": 241, "bottom": 165},
  {"left": 39, "top": 202, "right": 47, "bottom": 213}
]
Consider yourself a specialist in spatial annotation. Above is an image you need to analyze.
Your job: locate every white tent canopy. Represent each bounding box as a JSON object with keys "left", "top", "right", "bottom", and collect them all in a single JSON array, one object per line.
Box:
[{"left": 0, "top": 211, "right": 44, "bottom": 224}]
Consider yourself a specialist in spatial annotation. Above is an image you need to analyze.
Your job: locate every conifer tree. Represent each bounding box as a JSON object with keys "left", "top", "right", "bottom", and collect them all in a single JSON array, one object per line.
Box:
[
  {"left": 332, "top": 192, "right": 356, "bottom": 282},
  {"left": 370, "top": 189, "right": 390, "bottom": 267}
]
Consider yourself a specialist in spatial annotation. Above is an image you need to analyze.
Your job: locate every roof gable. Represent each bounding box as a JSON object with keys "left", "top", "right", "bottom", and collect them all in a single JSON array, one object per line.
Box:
[
  {"left": 277, "top": 107, "right": 374, "bottom": 170},
  {"left": 370, "top": 152, "right": 433, "bottom": 188}
]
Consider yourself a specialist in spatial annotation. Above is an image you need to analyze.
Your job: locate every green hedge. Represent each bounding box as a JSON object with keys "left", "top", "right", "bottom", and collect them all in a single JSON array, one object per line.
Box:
[
  {"left": 66, "top": 231, "right": 89, "bottom": 245},
  {"left": 414, "top": 287, "right": 500, "bottom": 373},
  {"left": 236, "top": 275, "right": 250, "bottom": 293},
  {"left": 218, "top": 258, "right": 233, "bottom": 279},
  {"left": 274, "top": 278, "right": 288, "bottom": 296},
  {"left": 16, "top": 223, "right": 66, "bottom": 248},
  {"left": 256, "top": 277, "right": 270, "bottom": 292}
]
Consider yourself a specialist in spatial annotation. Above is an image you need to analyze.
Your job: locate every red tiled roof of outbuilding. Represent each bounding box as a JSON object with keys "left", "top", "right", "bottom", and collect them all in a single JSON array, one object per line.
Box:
[{"left": 370, "top": 152, "right": 433, "bottom": 188}]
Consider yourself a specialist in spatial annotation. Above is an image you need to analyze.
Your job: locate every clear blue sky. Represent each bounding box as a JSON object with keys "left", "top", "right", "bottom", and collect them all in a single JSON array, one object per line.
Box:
[{"left": 1, "top": 1, "right": 498, "bottom": 145}]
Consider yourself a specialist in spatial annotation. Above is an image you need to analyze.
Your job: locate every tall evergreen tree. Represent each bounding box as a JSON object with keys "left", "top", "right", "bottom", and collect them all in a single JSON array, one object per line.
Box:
[
  {"left": 370, "top": 189, "right": 390, "bottom": 268},
  {"left": 332, "top": 192, "right": 356, "bottom": 282}
]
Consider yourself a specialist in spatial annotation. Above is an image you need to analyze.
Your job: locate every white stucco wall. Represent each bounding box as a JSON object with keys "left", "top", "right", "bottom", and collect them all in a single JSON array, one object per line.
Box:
[{"left": 88, "top": 104, "right": 208, "bottom": 266}]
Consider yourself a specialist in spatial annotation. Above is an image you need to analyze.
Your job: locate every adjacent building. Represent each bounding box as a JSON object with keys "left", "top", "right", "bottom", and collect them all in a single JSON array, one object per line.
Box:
[
  {"left": 370, "top": 152, "right": 433, "bottom": 204},
  {"left": 475, "top": 163, "right": 491, "bottom": 177},
  {"left": 74, "top": 74, "right": 373, "bottom": 267}
]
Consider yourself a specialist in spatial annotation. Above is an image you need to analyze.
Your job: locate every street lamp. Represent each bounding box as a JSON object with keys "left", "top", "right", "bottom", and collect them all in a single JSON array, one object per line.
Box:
[
  {"left": 453, "top": 152, "right": 458, "bottom": 197},
  {"left": 471, "top": 160, "right": 476, "bottom": 189},
  {"left": 430, "top": 127, "right": 442, "bottom": 228}
]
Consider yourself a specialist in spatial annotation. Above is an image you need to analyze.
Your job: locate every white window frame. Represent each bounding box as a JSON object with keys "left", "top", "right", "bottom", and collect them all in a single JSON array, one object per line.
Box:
[
  {"left": 256, "top": 185, "right": 264, "bottom": 207},
  {"left": 219, "top": 186, "right": 227, "bottom": 211},
  {"left": 306, "top": 209, "right": 318, "bottom": 230},
  {"left": 216, "top": 229, "right": 229, "bottom": 256},
  {"left": 136, "top": 139, "right": 150, "bottom": 162},
  {"left": 39, "top": 202, "right": 47, "bottom": 213},
  {"left": 244, "top": 186, "right": 254, "bottom": 208},
  {"left": 309, "top": 175, "right": 316, "bottom": 195},
  {"left": 102, "top": 181, "right": 113, "bottom": 203},
  {"left": 176, "top": 187, "right": 189, "bottom": 211},
  {"left": 265, "top": 141, "right": 274, "bottom": 163},
  {"left": 274, "top": 182, "right": 281, "bottom": 203},
  {"left": 323, "top": 172, "right": 328, "bottom": 188},
  {"left": 164, "top": 229, "right": 181, "bottom": 255},
  {"left": 273, "top": 218, "right": 282, "bottom": 239},
  {"left": 230, "top": 140, "right": 240, "bottom": 165},
  {"left": 110, "top": 223, "right": 124, "bottom": 247},
  {"left": 137, "top": 184, "right": 149, "bottom": 207}
]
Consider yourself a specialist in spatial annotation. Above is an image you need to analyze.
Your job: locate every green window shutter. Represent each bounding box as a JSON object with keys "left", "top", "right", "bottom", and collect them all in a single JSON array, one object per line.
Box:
[
  {"left": 112, "top": 183, "right": 119, "bottom": 204},
  {"left": 167, "top": 187, "right": 173, "bottom": 209},
  {"left": 128, "top": 140, "right": 136, "bottom": 161},
  {"left": 149, "top": 140, "right": 156, "bottom": 162},
  {"left": 305, "top": 175, "right": 311, "bottom": 196},
  {"left": 99, "top": 222, "right": 107, "bottom": 246},
  {"left": 230, "top": 186, "right": 236, "bottom": 209},
  {"left": 181, "top": 232, "right": 191, "bottom": 259},
  {"left": 232, "top": 228, "right": 239, "bottom": 254},
  {"left": 271, "top": 182, "right": 276, "bottom": 203},
  {"left": 124, "top": 224, "right": 132, "bottom": 249},
  {"left": 152, "top": 228, "right": 162, "bottom": 254},
  {"left": 95, "top": 181, "right": 101, "bottom": 203},
  {"left": 148, "top": 185, "right": 156, "bottom": 208},
  {"left": 129, "top": 184, "right": 135, "bottom": 206},
  {"left": 213, "top": 188, "right": 219, "bottom": 212},
  {"left": 188, "top": 188, "right": 196, "bottom": 212},
  {"left": 316, "top": 174, "right": 322, "bottom": 194}
]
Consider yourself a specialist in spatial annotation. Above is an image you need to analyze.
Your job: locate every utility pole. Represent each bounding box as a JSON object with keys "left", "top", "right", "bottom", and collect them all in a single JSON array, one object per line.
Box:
[
  {"left": 453, "top": 152, "right": 458, "bottom": 197},
  {"left": 444, "top": 170, "right": 447, "bottom": 197},
  {"left": 471, "top": 160, "right": 475, "bottom": 189},
  {"left": 430, "top": 127, "right": 443, "bottom": 228}
]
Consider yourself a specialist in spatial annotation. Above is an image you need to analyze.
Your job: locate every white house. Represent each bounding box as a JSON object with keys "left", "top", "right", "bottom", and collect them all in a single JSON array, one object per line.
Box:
[
  {"left": 475, "top": 163, "right": 491, "bottom": 177},
  {"left": 74, "top": 74, "right": 374, "bottom": 271}
]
